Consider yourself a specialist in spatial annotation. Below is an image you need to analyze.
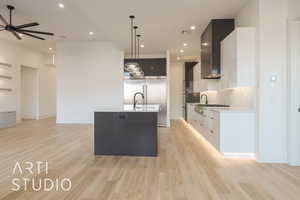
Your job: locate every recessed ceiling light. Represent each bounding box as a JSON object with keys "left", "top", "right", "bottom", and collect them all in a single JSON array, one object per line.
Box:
[
  {"left": 140, "top": 44, "right": 145, "bottom": 48},
  {"left": 190, "top": 26, "right": 196, "bottom": 30},
  {"left": 180, "top": 49, "right": 184, "bottom": 53},
  {"left": 49, "top": 48, "right": 53, "bottom": 51},
  {"left": 183, "top": 43, "right": 188, "bottom": 47},
  {"left": 58, "top": 3, "right": 65, "bottom": 8},
  {"left": 89, "top": 32, "right": 94, "bottom": 35}
]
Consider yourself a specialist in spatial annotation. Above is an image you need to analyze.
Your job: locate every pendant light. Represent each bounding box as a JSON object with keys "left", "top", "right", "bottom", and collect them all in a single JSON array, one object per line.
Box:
[
  {"left": 134, "top": 34, "right": 144, "bottom": 78},
  {"left": 125, "top": 16, "right": 140, "bottom": 73},
  {"left": 124, "top": 15, "right": 144, "bottom": 79},
  {"left": 131, "top": 26, "right": 144, "bottom": 78},
  {"left": 137, "top": 34, "right": 141, "bottom": 58}
]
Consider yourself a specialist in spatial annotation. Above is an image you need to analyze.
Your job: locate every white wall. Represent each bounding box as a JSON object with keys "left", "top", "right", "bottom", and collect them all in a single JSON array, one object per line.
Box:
[
  {"left": 287, "top": 0, "right": 300, "bottom": 165},
  {"left": 21, "top": 66, "right": 38, "bottom": 119},
  {"left": 39, "top": 64, "right": 56, "bottom": 119},
  {"left": 256, "top": 0, "right": 288, "bottom": 163},
  {"left": 288, "top": 0, "right": 300, "bottom": 20},
  {"left": 235, "top": 0, "right": 290, "bottom": 163},
  {"left": 0, "top": 39, "right": 56, "bottom": 122},
  {"left": 170, "top": 61, "right": 184, "bottom": 119},
  {"left": 235, "top": 0, "right": 258, "bottom": 27},
  {"left": 56, "top": 41, "right": 124, "bottom": 124},
  {"left": 287, "top": 21, "right": 300, "bottom": 166}
]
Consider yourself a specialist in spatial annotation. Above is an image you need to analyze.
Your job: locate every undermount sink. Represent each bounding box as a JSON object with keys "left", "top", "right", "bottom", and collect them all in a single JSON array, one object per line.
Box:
[{"left": 194, "top": 104, "right": 230, "bottom": 115}]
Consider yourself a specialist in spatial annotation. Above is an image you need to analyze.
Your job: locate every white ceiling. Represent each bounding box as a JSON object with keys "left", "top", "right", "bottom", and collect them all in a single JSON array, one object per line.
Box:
[{"left": 0, "top": 0, "right": 248, "bottom": 58}]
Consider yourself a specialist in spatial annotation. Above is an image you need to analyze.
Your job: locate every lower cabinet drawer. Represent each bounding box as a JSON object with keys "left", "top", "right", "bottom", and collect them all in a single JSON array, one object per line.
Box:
[{"left": 208, "top": 128, "right": 220, "bottom": 150}]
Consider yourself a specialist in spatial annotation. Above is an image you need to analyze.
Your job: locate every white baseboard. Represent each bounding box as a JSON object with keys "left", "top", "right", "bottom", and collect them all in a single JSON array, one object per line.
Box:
[
  {"left": 38, "top": 114, "right": 56, "bottom": 120},
  {"left": 223, "top": 152, "right": 256, "bottom": 159},
  {"left": 288, "top": 161, "right": 300, "bottom": 166}
]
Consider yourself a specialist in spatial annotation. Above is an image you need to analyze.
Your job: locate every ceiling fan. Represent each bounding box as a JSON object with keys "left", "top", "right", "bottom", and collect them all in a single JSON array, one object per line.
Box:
[{"left": 0, "top": 5, "right": 54, "bottom": 40}]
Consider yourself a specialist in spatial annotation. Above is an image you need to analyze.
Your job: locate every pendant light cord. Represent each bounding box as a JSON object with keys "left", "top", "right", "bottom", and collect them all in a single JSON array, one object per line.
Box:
[
  {"left": 129, "top": 16, "right": 135, "bottom": 59},
  {"left": 134, "top": 26, "right": 138, "bottom": 60}
]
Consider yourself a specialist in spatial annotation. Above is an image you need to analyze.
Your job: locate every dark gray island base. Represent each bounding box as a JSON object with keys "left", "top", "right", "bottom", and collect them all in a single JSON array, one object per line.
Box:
[{"left": 94, "top": 111, "right": 158, "bottom": 157}]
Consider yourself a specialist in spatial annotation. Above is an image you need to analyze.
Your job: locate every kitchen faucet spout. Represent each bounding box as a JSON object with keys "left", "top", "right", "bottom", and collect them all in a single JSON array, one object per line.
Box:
[{"left": 133, "top": 92, "right": 145, "bottom": 109}]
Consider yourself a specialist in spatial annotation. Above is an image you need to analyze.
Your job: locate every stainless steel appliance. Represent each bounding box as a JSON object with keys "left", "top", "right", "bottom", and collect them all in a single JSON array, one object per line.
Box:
[{"left": 124, "top": 78, "right": 167, "bottom": 127}]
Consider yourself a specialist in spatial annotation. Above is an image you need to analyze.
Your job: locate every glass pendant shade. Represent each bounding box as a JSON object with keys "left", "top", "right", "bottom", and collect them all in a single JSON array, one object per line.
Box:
[{"left": 125, "top": 62, "right": 140, "bottom": 72}]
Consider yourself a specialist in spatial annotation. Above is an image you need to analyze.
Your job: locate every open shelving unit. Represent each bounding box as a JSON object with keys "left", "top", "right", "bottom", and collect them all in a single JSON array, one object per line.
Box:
[
  {"left": 0, "top": 75, "right": 12, "bottom": 79},
  {"left": 0, "top": 62, "right": 13, "bottom": 92},
  {"left": 0, "top": 62, "right": 12, "bottom": 68},
  {"left": 0, "top": 88, "right": 12, "bottom": 92}
]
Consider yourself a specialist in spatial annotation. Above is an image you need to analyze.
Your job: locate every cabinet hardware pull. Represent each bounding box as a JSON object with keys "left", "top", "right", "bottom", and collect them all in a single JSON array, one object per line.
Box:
[{"left": 119, "top": 115, "right": 126, "bottom": 119}]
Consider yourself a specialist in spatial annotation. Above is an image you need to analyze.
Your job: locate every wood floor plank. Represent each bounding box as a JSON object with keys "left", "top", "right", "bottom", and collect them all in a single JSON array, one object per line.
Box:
[{"left": 0, "top": 118, "right": 299, "bottom": 200}]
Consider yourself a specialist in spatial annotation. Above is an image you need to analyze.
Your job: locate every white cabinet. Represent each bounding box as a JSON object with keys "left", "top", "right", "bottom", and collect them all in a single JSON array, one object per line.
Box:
[
  {"left": 187, "top": 107, "right": 255, "bottom": 157},
  {"left": 221, "top": 27, "right": 255, "bottom": 89},
  {"left": 187, "top": 104, "right": 200, "bottom": 132},
  {"left": 0, "top": 111, "right": 16, "bottom": 128},
  {"left": 208, "top": 110, "right": 220, "bottom": 150}
]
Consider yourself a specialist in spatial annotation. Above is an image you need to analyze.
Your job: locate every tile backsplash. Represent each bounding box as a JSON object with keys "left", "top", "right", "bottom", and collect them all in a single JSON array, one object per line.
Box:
[{"left": 201, "top": 87, "right": 256, "bottom": 108}]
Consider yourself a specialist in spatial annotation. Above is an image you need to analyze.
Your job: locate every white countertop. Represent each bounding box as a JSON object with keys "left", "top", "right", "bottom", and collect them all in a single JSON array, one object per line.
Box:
[
  {"left": 95, "top": 104, "right": 160, "bottom": 113},
  {"left": 207, "top": 107, "right": 255, "bottom": 113},
  {"left": 192, "top": 104, "right": 255, "bottom": 113}
]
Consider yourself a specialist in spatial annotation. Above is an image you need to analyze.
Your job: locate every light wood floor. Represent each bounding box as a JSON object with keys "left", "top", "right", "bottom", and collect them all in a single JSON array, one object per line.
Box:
[{"left": 0, "top": 118, "right": 299, "bottom": 200}]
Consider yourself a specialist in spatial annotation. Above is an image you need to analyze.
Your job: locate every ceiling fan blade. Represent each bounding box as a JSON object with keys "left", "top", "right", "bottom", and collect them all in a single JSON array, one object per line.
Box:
[
  {"left": 0, "top": 14, "right": 9, "bottom": 26},
  {"left": 11, "top": 31, "right": 21, "bottom": 40},
  {"left": 16, "top": 31, "right": 45, "bottom": 40},
  {"left": 15, "top": 22, "right": 39, "bottom": 29},
  {"left": 19, "top": 30, "right": 54, "bottom": 36}
]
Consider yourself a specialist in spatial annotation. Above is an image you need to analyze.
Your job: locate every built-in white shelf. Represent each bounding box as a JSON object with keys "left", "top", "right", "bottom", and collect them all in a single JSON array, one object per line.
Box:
[
  {"left": 0, "top": 75, "right": 12, "bottom": 80},
  {"left": 0, "top": 62, "right": 12, "bottom": 68}
]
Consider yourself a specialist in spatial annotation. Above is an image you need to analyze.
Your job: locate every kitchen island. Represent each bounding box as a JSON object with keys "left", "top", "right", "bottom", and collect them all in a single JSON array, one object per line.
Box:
[{"left": 94, "top": 104, "right": 160, "bottom": 157}]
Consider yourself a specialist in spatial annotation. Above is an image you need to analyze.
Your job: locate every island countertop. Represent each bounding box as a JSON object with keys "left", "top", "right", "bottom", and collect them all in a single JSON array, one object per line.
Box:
[{"left": 95, "top": 104, "right": 160, "bottom": 113}]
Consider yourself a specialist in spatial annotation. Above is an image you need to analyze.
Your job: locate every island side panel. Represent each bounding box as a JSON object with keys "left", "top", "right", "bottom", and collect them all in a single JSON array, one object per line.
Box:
[{"left": 94, "top": 112, "right": 158, "bottom": 156}]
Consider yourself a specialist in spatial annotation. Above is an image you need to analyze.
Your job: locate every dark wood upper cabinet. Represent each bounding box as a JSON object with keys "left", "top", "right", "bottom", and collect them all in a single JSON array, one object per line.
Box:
[
  {"left": 201, "top": 19, "right": 235, "bottom": 79},
  {"left": 124, "top": 58, "right": 167, "bottom": 76}
]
